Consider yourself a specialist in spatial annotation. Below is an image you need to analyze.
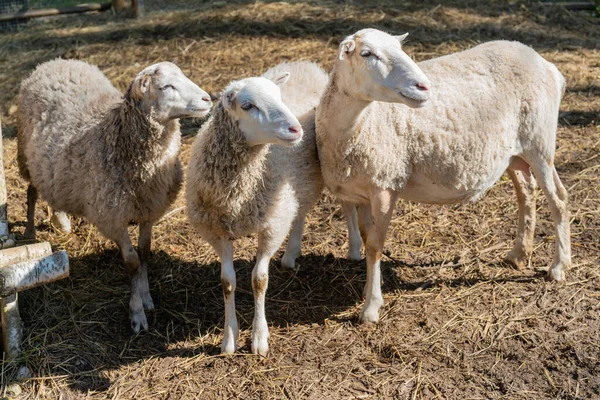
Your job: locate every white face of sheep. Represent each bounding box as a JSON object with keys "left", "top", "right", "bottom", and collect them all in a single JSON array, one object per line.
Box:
[
  {"left": 337, "top": 29, "right": 431, "bottom": 108},
  {"left": 128, "top": 62, "right": 212, "bottom": 121},
  {"left": 222, "top": 75, "right": 303, "bottom": 147}
]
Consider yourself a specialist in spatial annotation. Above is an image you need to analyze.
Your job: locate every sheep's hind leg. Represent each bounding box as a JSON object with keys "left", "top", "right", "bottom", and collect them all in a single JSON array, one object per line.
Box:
[
  {"left": 342, "top": 201, "right": 363, "bottom": 261},
  {"left": 530, "top": 160, "right": 571, "bottom": 281},
  {"left": 506, "top": 160, "right": 537, "bottom": 269},
  {"left": 109, "top": 228, "right": 147, "bottom": 333},
  {"left": 281, "top": 211, "right": 307, "bottom": 269},
  {"left": 24, "top": 184, "right": 37, "bottom": 239},
  {"left": 137, "top": 222, "right": 154, "bottom": 311},
  {"left": 360, "top": 190, "right": 397, "bottom": 325},
  {"left": 49, "top": 209, "right": 71, "bottom": 233}
]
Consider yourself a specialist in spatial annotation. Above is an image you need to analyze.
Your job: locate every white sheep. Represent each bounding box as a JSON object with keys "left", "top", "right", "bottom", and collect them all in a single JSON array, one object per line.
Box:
[
  {"left": 186, "top": 61, "right": 360, "bottom": 356},
  {"left": 316, "top": 29, "right": 571, "bottom": 324},
  {"left": 18, "top": 59, "right": 211, "bottom": 332}
]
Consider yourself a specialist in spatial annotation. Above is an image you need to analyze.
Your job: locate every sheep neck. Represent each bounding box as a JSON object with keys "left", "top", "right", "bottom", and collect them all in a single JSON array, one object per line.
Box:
[
  {"left": 318, "top": 73, "right": 373, "bottom": 140},
  {"left": 202, "top": 104, "right": 271, "bottom": 207},
  {"left": 100, "top": 100, "right": 180, "bottom": 183}
]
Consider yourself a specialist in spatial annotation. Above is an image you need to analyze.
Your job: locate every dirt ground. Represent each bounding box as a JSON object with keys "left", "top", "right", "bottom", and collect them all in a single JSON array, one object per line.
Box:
[{"left": 0, "top": 0, "right": 599, "bottom": 398}]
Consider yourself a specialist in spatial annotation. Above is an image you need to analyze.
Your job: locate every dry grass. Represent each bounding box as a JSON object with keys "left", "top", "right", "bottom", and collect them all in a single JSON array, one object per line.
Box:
[{"left": 0, "top": 0, "right": 599, "bottom": 398}]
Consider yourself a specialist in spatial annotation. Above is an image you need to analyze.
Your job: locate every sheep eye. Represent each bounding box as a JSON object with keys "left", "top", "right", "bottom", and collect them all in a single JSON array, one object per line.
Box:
[
  {"left": 160, "top": 84, "right": 175, "bottom": 91},
  {"left": 241, "top": 103, "right": 255, "bottom": 111},
  {"left": 360, "top": 50, "right": 372, "bottom": 58}
]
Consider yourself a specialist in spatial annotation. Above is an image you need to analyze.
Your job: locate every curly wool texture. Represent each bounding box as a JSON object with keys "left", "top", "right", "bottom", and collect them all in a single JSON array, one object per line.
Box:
[
  {"left": 317, "top": 41, "right": 565, "bottom": 204},
  {"left": 18, "top": 59, "right": 182, "bottom": 237},
  {"left": 186, "top": 62, "right": 327, "bottom": 240}
]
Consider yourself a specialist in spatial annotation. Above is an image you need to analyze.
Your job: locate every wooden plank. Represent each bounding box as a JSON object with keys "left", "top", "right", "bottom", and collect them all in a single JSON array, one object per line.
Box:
[
  {"left": 0, "top": 243, "right": 52, "bottom": 268},
  {"left": 0, "top": 2, "right": 112, "bottom": 22},
  {"left": 543, "top": 2, "right": 596, "bottom": 10},
  {"left": 0, "top": 251, "right": 69, "bottom": 297},
  {"left": 1, "top": 293, "right": 21, "bottom": 358}
]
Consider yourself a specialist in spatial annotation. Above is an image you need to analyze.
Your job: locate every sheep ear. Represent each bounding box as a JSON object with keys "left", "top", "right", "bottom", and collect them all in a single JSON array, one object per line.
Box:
[
  {"left": 270, "top": 72, "right": 290, "bottom": 87},
  {"left": 395, "top": 33, "right": 409, "bottom": 44},
  {"left": 126, "top": 74, "right": 151, "bottom": 101},
  {"left": 138, "top": 74, "right": 151, "bottom": 94},
  {"left": 223, "top": 89, "right": 237, "bottom": 109},
  {"left": 339, "top": 39, "right": 356, "bottom": 60}
]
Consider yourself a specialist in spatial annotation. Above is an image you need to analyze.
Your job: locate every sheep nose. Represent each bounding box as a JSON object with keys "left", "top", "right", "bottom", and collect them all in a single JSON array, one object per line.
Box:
[
  {"left": 415, "top": 82, "right": 429, "bottom": 91},
  {"left": 202, "top": 95, "right": 211, "bottom": 102},
  {"left": 288, "top": 126, "right": 301, "bottom": 134}
]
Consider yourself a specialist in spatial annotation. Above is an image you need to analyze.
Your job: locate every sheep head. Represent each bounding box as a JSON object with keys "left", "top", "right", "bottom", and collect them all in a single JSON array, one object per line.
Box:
[
  {"left": 337, "top": 28, "right": 430, "bottom": 108},
  {"left": 221, "top": 75, "right": 303, "bottom": 147},
  {"left": 127, "top": 62, "right": 212, "bottom": 121}
]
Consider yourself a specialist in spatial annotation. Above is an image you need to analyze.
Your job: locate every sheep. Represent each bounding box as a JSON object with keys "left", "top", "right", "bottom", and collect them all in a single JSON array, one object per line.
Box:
[
  {"left": 186, "top": 61, "right": 359, "bottom": 356},
  {"left": 315, "top": 28, "right": 571, "bottom": 325},
  {"left": 17, "top": 59, "right": 212, "bottom": 332}
]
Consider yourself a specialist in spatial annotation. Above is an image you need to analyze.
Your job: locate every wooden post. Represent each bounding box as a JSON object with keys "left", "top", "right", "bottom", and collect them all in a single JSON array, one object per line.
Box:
[
  {"left": 0, "top": 120, "right": 70, "bottom": 360},
  {"left": 112, "top": 0, "right": 125, "bottom": 12},
  {"left": 0, "top": 2, "right": 112, "bottom": 22},
  {"left": 0, "top": 243, "right": 54, "bottom": 359},
  {"left": 132, "top": 0, "right": 144, "bottom": 18},
  {"left": 0, "top": 122, "right": 15, "bottom": 250}
]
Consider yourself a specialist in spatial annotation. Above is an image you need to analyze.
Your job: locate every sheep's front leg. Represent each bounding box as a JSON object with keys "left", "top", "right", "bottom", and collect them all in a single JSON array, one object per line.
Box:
[
  {"left": 137, "top": 221, "right": 155, "bottom": 311},
  {"left": 341, "top": 201, "right": 363, "bottom": 261},
  {"left": 110, "top": 228, "right": 147, "bottom": 333},
  {"left": 253, "top": 229, "right": 285, "bottom": 356},
  {"left": 360, "top": 189, "right": 397, "bottom": 325},
  {"left": 214, "top": 238, "right": 237, "bottom": 354}
]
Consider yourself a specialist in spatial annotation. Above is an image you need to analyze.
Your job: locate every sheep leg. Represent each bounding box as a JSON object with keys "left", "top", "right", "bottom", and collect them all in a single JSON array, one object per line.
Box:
[
  {"left": 506, "top": 164, "right": 537, "bottom": 269},
  {"left": 360, "top": 189, "right": 397, "bottom": 325},
  {"left": 24, "top": 184, "right": 37, "bottom": 239},
  {"left": 137, "top": 221, "right": 154, "bottom": 311},
  {"left": 213, "top": 237, "right": 237, "bottom": 354},
  {"left": 356, "top": 203, "right": 373, "bottom": 297},
  {"left": 252, "top": 229, "right": 285, "bottom": 356},
  {"left": 342, "top": 201, "right": 363, "bottom": 261},
  {"left": 49, "top": 209, "right": 71, "bottom": 233},
  {"left": 110, "top": 229, "right": 147, "bottom": 333},
  {"left": 356, "top": 203, "right": 373, "bottom": 246},
  {"left": 281, "top": 211, "right": 307, "bottom": 270},
  {"left": 530, "top": 161, "right": 571, "bottom": 281}
]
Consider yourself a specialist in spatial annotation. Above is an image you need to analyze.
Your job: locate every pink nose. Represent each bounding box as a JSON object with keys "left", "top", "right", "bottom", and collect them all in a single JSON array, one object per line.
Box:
[
  {"left": 416, "top": 82, "right": 429, "bottom": 91},
  {"left": 289, "top": 126, "right": 301, "bottom": 134}
]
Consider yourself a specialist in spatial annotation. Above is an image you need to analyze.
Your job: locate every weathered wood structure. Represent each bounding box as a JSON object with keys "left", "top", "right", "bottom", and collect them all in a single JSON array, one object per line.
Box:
[
  {"left": 0, "top": 121, "right": 70, "bottom": 360},
  {"left": 0, "top": 0, "right": 143, "bottom": 23}
]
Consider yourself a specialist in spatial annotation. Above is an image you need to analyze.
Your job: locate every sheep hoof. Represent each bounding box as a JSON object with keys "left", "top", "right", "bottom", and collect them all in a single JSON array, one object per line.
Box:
[
  {"left": 142, "top": 293, "right": 155, "bottom": 311},
  {"left": 23, "top": 228, "right": 36, "bottom": 240},
  {"left": 130, "top": 310, "right": 149, "bottom": 333},
  {"left": 347, "top": 248, "right": 362, "bottom": 261},
  {"left": 50, "top": 212, "right": 71, "bottom": 233},
  {"left": 251, "top": 342, "right": 269, "bottom": 357},
  {"left": 221, "top": 338, "right": 237, "bottom": 355},
  {"left": 251, "top": 326, "right": 269, "bottom": 356},
  {"left": 280, "top": 253, "right": 298, "bottom": 270},
  {"left": 359, "top": 306, "right": 380, "bottom": 325},
  {"left": 505, "top": 249, "right": 528, "bottom": 270},
  {"left": 546, "top": 265, "right": 566, "bottom": 282}
]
